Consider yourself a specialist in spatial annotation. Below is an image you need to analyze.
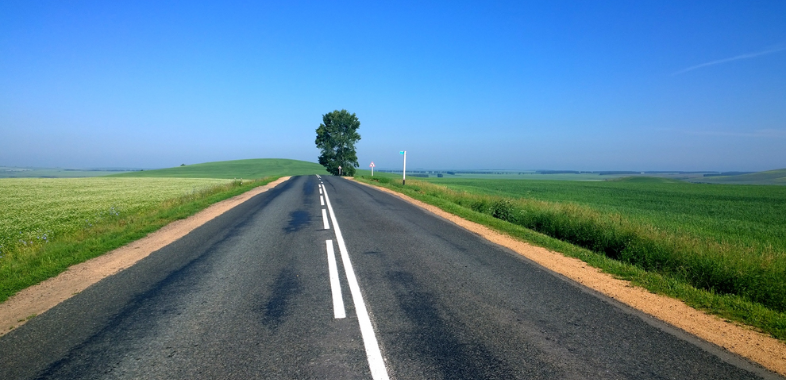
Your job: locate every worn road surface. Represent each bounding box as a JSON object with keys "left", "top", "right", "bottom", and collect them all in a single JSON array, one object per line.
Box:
[{"left": 0, "top": 175, "right": 780, "bottom": 379}]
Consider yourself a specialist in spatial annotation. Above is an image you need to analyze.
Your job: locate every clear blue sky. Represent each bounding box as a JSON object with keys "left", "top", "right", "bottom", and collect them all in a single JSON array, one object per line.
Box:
[{"left": 2, "top": 1, "right": 784, "bottom": 171}]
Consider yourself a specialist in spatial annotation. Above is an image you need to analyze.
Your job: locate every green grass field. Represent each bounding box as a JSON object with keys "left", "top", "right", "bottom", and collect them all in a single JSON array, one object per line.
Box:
[
  {"left": 422, "top": 176, "right": 786, "bottom": 254},
  {"left": 362, "top": 168, "right": 786, "bottom": 184},
  {"left": 355, "top": 174, "right": 786, "bottom": 340},
  {"left": 0, "top": 167, "right": 122, "bottom": 178},
  {"left": 113, "top": 158, "right": 327, "bottom": 179},
  {"left": 690, "top": 168, "right": 786, "bottom": 185}
]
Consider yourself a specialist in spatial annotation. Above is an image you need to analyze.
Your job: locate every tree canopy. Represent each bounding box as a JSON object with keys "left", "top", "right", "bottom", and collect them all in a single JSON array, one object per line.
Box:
[{"left": 315, "top": 110, "right": 361, "bottom": 176}]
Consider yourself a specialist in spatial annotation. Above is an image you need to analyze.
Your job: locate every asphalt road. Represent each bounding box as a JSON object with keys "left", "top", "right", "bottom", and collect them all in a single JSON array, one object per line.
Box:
[{"left": 0, "top": 175, "right": 780, "bottom": 379}]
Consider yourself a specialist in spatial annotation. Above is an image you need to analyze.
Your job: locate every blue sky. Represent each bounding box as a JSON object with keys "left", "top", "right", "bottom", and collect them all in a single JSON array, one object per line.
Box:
[{"left": 1, "top": 1, "right": 784, "bottom": 171}]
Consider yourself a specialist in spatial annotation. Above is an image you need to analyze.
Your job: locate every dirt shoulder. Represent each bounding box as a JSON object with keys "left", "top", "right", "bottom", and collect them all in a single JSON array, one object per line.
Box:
[
  {"left": 0, "top": 177, "right": 291, "bottom": 336},
  {"left": 350, "top": 179, "right": 786, "bottom": 377}
]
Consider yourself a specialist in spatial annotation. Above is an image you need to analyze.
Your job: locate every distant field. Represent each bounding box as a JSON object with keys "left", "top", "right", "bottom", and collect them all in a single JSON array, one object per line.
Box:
[
  {"left": 362, "top": 170, "right": 753, "bottom": 183},
  {"left": 0, "top": 177, "right": 230, "bottom": 254},
  {"left": 370, "top": 171, "right": 631, "bottom": 181},
  {"left": 0, "top": 167, "right": 121, "bottom": 178},
  {"left": 113, "top": 158, "right": 327, "bottom": 179},
  {"left": 423, "top": 176, "right": 786, "bottom": 253},
  {"left": 689, "top": 168, "right": 786, "bottom": 185}
]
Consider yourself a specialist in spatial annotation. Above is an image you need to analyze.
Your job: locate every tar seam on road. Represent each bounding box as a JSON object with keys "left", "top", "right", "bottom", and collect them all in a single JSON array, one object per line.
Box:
[
  {"left": 326, "top": 240, "right": 346, "bottom": 319},
  {"left": 323, "top": 184, "right": 391, "bottom": 380}
]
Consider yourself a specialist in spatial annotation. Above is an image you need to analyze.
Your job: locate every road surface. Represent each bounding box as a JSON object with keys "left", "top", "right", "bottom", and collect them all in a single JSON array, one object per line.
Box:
[{"left": 0, "top": 175, "right": 779, "bottom": 379}]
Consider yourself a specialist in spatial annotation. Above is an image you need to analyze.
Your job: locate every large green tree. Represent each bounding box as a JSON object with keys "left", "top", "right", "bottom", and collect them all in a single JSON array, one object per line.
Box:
[{"left": 315, "top": 110, "right": 361, "bottom": 176}]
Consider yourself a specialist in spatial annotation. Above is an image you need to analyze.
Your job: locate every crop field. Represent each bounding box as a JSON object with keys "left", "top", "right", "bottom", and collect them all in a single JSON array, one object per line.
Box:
[
  {"left": 0, "top": 177, "right": 231, "bottom": 255},
  {"left": 690, "top": 168, "right": 786, "bottom": 185},
  {"left": 0, "top": 167, "right": 120, "bottom": 178},
  {"left": 360, "top": 170, "right": 730, "bottom": 182},
  {"left": 424, "top": 177, "right": 786, "bottom": 253},
  {"left": 356, "top": 175, "right": 786, "bottom": 339},
  {"left": 359, "top": 168, "right": 786, "bottom": 184}
]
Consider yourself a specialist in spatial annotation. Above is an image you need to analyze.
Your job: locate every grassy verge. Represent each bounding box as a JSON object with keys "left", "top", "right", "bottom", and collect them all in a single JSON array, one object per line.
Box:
[
  {"left": 355, "top": 176, "right": 786, "bottom": 341},
  {"left": 0, "top": 177, "right": 278, "bottom": 303}
]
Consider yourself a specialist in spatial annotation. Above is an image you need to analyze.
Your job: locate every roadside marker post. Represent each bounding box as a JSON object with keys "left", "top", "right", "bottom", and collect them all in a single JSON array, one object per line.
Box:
[
  {"left": 399, "top": 151, "right": 406, "bottom": 185},
  {"left": 370, "top": 162, "right": 375, "bottom": 176},
  {"left": 338, "top": 165, "right": 342, "bottom": 176}
]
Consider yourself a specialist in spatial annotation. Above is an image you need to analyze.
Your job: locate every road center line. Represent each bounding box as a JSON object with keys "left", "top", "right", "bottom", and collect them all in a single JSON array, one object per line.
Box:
[
  {"left": 323, "top": 185, "right": 390, "bottom": 380},
  {"left": 325, "top": 240, "right": 346, "bottom": 319},
  {"left": 320, "top": 196, "right": 325, "bottom": 206},
  {"left": 322, "top": 209, "right": 330, "bottom": 230}
]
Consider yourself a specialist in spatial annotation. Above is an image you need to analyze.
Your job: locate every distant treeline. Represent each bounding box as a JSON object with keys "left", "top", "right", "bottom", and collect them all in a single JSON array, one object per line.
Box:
[
  {"left": 703, "top": 172, "right": 753, "bottom": 177},
  {"left": 377, "top": 170, "right": 530, "bottom": 175},
  {"left": 375, "top": 169, "right": 745, "bottom": 177},
  {"left": 536, "top": 170, "right": 593, "bottom": 175}
]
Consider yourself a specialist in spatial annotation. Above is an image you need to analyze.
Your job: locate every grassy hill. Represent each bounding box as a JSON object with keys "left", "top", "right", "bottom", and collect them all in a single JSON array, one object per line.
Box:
[
  {"left": 113, "top": 158, "right": 328, "bottom": 179},
  {"left": 693, "top": 168, "right": 786, "bottom": 185}
]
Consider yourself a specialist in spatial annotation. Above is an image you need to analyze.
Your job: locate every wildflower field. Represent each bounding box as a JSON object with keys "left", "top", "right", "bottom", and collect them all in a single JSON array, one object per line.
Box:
[
  {"left": 0, "top": 176, "right": 274, "bottom": 303},
  {"left": 356, "top": 175, "right": 786, "bottom": 340}
]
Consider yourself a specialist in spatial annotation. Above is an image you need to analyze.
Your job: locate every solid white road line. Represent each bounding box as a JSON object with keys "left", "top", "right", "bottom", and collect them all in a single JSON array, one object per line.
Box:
[
  {"left": 323, "top": 187, "right": 390, "bottom": 380},
  {"left": 320, "top": 196, "right": 325, "bottom": 206},
  {"left": 322, "top": 209, "right": 330, "bottom": 230},
  {"left": 325, "top": 240, "right": 346, "bottom": 319}
]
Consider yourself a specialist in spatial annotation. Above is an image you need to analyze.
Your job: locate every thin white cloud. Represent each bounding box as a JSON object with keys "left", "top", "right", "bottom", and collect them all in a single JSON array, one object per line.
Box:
[
  {"left": 673, "top": 45, "right": 786, "bottom": 75},
  {"left": 669, "top": 128, "right": 786, "bottom": 138}
]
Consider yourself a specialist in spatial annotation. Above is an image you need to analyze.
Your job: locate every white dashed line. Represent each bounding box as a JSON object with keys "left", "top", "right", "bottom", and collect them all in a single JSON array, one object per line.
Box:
[
  {"left": 322, "top": 209, "right": 330, "bottom": 230},
  {"left": 320, "top": 196, "right": 324, "bottom": 206},
  {"left": 325, "top": 240, "right": 346, "bottom": 319}
]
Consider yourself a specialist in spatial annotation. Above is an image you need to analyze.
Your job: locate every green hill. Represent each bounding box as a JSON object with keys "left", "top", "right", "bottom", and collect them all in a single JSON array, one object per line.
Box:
[
  {"left": 694, "top": 168, "right": 786, "bottom": 185},
  {"left": 113, "top": 158, "right": 328, "bottom": 179}
]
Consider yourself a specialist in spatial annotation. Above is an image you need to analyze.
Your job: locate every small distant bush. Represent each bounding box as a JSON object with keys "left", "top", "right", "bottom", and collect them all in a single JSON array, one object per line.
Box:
[
  {"left": 491, "top": 199, "right": 515, "bottom": 222},
  {"left": 363, "top": 175, "right": 391, "bottom": 184}
]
